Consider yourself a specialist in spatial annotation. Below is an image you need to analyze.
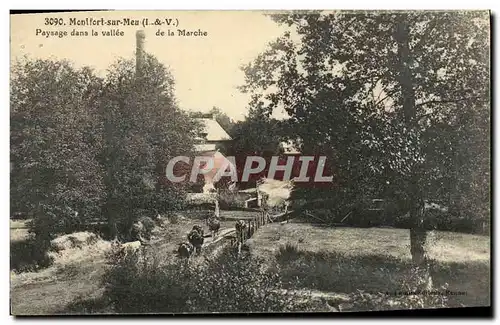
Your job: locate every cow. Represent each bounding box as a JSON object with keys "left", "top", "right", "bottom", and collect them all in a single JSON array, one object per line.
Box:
[
  {"left": 191, "top": 225, "right": 205, "bottom": 238},
  {"left": 187, "top": 226, "right": 204, "bottom": 254},
  {"left": 109, "top": 240, "right": 142, "bottom": 263},
  {"left": 177, "top": 242, "right": 195, "bottom": 258},
  {"left": 121, "top": 240, "right": 142, "bottom": 252},
  {"left": 207, "top": 215, "right": 221, "bottom": 239},
  {"left": 235, "top": 220, "right": 247, "bottom": 255}
]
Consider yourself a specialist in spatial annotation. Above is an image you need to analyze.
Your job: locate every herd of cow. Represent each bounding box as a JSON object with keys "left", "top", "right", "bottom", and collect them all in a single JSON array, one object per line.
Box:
[{"left": 176, "top": 214, "right": 257, "bottom": 258}]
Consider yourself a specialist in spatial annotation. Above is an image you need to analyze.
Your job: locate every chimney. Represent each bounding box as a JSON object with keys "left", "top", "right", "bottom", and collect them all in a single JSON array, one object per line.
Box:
[{"left": 136, "top": 30, "right": 146, "bottom": 77}]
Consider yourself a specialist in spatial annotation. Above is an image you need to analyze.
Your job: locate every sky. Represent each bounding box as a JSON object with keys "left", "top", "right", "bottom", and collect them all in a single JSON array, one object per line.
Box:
[{"left": 10, "top": 11, "right": 290, "bottom": 121}]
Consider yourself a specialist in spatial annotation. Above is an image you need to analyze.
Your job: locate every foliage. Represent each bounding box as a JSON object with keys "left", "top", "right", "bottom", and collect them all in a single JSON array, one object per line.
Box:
[
  {"left": 349, "top": 265, "right": 449, "bottom": 311},
  {"left": 274, "top": 245, "right": 461, "bottom": 310},
  {"left": 226, "top": 114, "right": 285, "bottom": 188},
  {"left": 217, "top": 190, "right": 252, "bottom": 209},
  {"left": 10, "top": 236, "right": 54, "bottom": 272},
  {"left": 102, "top": 246, "right": 313, "bottom": 313},
  {"left": 11, "top": 53, "right": 201, "bottom": 240},
  {"left": 98, "top": 54, "right": 199, "bottom": 237},
  {"left": 138, "top": 216, "right": 156, "bottom": 240},
  {"left": 276, "top": 242, "right": 300, "bottom": 263},
  {"left": 11, "top": 58, "right": 106, "bottom": 238},
  {"left": 230, "top": 114, "right": 283, "bottom": 157},
  {"left": 295, "top": 200, "right": 487, "bottom": 234}
]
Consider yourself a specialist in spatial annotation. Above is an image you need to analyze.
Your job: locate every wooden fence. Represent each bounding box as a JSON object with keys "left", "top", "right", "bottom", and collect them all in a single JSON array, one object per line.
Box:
[
  {"left": 198, "top": 182, "right": 293, "bottom": 253},
  {"left": 219, "top": 186, "right": 293, "bottom": 252}
]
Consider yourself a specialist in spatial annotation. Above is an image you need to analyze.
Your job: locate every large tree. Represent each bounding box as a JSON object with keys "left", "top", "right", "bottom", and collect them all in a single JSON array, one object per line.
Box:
[
  {"left": 11, "top": 53, "right": 200, "bottom": 240},
  {"left": 11, "top": 58, "right": 105, "bottom": 237},
  {"left": 99, "top": 54, "right": 200, "bottom": 238},
  {"left": 241, "top": 11, "right": 489, "bottom": 277}
]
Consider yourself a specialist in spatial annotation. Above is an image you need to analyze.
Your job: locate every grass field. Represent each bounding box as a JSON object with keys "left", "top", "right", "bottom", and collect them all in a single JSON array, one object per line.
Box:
[
  {"left": 10, "top": 214, "right": 491, "bottom": 314},
  {"left": 10, "top": 219, "right": 30, "bottom": 242}
]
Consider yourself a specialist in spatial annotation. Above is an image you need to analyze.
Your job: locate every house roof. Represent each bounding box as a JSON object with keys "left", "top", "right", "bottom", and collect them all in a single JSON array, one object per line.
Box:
[{"left": 196, "top": 118, "right": 232, "bottom": 141}]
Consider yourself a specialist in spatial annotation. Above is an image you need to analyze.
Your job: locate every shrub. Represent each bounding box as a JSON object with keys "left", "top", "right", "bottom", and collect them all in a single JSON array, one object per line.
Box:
[
  {"left": 62, "top": 295, "right": 113, "bottom": 315},
  {"left": 190, "top": 247, "right": 309, "bottom": 312},
  {"left": 138, "top": 217, "right": 155, "bottom": 240},
  {"left": 273, "top": 247, "right": 451, "bottom": 311},
  {"left": 11, "top": 59, "right": 105, "bottom": 240},
  {"left": 276, "top": 243, "right": 300, "bottom": 263},
  {"left": 301, "top": 204, "right": 488, "bottom": 235},
  {"left": 10, "top": 236, "right": 54, "bottom": 272},
  {"left": 168, "top": 214, "right": 180, "bottom": 224},
  {"left": 50, "top": 232, "right": 99, "bottom": 251},
  {"left": 218, "top": 191, "right": 251, "bottom": 210},
  {"left": 102, "top": 249, "right": 194, "bottom": 313},
  {"left": 349, "top": 266, "right": 449, "bottom": 311}
]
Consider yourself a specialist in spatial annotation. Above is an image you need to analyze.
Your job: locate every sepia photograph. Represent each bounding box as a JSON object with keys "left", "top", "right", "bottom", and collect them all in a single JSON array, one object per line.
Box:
[{"left": 9, "top": 9, "right": 491, "bottom": 316}]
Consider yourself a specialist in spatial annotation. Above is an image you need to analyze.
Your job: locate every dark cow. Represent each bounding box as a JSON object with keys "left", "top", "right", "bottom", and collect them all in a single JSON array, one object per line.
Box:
[
  {"left": 177, "top": 242, "right": 194, "bottom": 258},
  {"left": 235, "top": 220, "right": 247, "bottom": 255},
  {"left": 208, "top": 216, "right": 221, "bottom": 239},
  {"left": 192, "top": 225, "right": 205, "bottom": 238}
]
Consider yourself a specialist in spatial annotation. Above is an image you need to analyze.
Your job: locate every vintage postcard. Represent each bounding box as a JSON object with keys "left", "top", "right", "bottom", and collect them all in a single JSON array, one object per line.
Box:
[{"left": 10, "top": 10, "right": 491, "bottom": 315}]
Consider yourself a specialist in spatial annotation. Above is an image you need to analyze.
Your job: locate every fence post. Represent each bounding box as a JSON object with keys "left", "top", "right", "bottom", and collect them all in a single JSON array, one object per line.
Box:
[
  {"left": 257, "top": 179, "right": 262, "bottom": 207},
  {"left": 214, "top": 196, "right": 220, "bottom": 218}
]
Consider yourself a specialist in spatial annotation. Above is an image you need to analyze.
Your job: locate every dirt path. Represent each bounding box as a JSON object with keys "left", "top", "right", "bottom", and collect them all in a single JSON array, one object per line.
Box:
[{"left": 9, "top": 210, "right": 260, "bottom": 315}]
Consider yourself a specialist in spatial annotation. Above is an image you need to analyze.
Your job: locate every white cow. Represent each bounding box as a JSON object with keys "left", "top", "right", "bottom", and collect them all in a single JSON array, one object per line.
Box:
[{"left": 118, "top": 240, "right": 142, "bottom": 256}]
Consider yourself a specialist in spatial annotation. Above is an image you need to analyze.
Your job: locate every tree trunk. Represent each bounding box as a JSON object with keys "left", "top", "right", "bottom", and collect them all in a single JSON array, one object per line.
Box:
[
  {"left": 104, "top": 199, "right": 119, "bottom": 240},
  {"left": 409, "top": 194, "right": 428, "bottom": 265},
  {"left": 394, "top": 17, "right": 429, "bottom": 269}
]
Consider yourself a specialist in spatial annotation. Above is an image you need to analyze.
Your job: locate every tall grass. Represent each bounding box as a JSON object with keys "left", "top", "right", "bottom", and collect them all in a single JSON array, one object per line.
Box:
[
  {"left": 274, "top": 243, "right": 488, "bottom": 310},
  {"left": 277, "top": 242, "right": 300, "bottom": 263}
]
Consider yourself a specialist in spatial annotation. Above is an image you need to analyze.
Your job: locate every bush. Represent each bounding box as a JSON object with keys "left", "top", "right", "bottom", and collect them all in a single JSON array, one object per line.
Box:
[
  {"left": 218, "top": 191, "right": 252, "bottom": 210},
  {"left": 274, "top": 246, "right": 451, "bottom": 311},
  {"left": 138, "top": 217, "right": 155, "bottom": 240},
  {"left": 10, "top": 236, "right": 54, "bottom": 272},
  {"left": 101, "top": 245, "right": 313, "bottom": 313},
  {"left": 103, "top": 249, "right": 193, "bottom": 313},
  {"left": 50, "top": 232, "right": 99, "bottom": 251},
  {"left": 394, "top": 209, "right": 488, "bottom": 234},
  {"left": 276, "top": 243, "right": 300, "bottom": 263},
  {"left": 191, "top": 247, "right": 309, "bottom": 312}
]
